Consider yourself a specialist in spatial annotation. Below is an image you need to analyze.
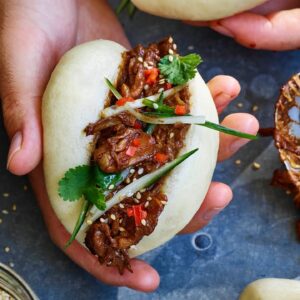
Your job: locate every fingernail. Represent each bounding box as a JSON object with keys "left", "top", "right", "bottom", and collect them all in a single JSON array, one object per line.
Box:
[
  {"left": 215, "top": 93, "right": 232, "bottom": 107},
  {"left": 211, "top": 22, "right": 234, "bottom": 38},
  {"left": 202, "top": 208, "right": 222, "bottom": 221},
  {"left": 230, "top": 139, "right": 248, "bottom": 153},
  {"left": 7, "top": 131, "right": 22, "bottom": 170}
]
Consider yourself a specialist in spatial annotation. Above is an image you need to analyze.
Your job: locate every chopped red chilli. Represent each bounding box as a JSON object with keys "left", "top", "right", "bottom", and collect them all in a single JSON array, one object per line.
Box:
[
  {"left": 175, "top": 105, "right": 187, "bottom": 115},
  {"left": 116, "top": 97, "right": 135, "bottom": 106},
  {"left": 126, "top": 146, "right": 138, "bottom": 157},
  {"left": 155, "top": 153, "right": 169, "bottom": 163},
  {"left": 127, "top": 204, "right": 148, "bottom": 226},
  {"left": 144, "top": 68, "right": 159, "bottom": 85}
]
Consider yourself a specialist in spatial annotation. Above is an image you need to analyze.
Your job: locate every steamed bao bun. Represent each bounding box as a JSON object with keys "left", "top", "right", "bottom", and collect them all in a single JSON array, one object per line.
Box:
[
  {"left": 42, "top": 40, "right": 219, "bottom": 258},
  {"left": 131, "top": 0, "right": 267, "bottom": 21}
]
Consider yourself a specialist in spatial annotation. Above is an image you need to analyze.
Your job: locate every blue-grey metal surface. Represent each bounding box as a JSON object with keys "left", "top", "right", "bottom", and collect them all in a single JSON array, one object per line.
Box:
[{"left": 1, "top": 3, "right": 300, "bottom": 299}]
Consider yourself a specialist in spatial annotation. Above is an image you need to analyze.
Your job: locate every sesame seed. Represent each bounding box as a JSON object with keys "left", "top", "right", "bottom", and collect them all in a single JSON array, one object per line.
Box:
[
  {"left": 161, "top": 201, "right": 167, "bottom": 205},
  {"left": 119, "top": 203, "right": 125, "bottom": 209},
  {"left": 140, "top": 188, "right": 146, "bottom": 193},
  {"left": 108, "top": 184, "right": 115, "bottom": 190},
  {"left": 148, "top": 61, "right": 154, "bottom": 66},
  {"left": 146, "top": 66, "right": 153, "bottom": 70},
  {"left": 100, "top": 218, "right": 106, "bottom": 223},
  {"left": 145, "top": 201, "right": 149, "bottom": 208},
  {"left": 130, "top": 245, "right": 137, "bottom": 250},
  {"left": 168, "top": 37, "right": 173, "bottom": 43},
  {"left": 119, "top": 227, "right": 125, "bottom": 232},
  {"left": 143, "top": 61, "right": 149, "bottom": 68},
  {"left": 188, "top": 45, "right": 194, "bottom": 50},
  {"left": 159, "top": 74, "right": 164, "bottom": 79},
  {"left": 141, "top": 219, "right": 146, "bottom": 226},
  {"left": 9, "top": 262, "right": 14, "bottom": 268},
  {"left": 0, "top": 219, "right": 2, "bottom": 224},
  {"left": 3, "top": 193, "right": 9, "bottom": 198},
  {"left": 169, "top": 132, "right": 174, "bottom": 138},
  {"left": 137, "top": 57, "right": 143, "bottom": 62},
  {"left": 237, "top": 102, "right": 243, "bottom": 108},
  {"left": 168, "top": 55, "right": 174, "bottom": 62},
  {"left": 130, "top": 168, "right": 135, "bottom": 174},
  {"left": 252, "top": 105, "right": 259, "bottom": 112},
  {"left": 159, "top": 79, "right": 165, "bottom": 84},
  {"left": 252, "top": 162, "right": 261, "bottom": 170},
  {"left": 136, "top": 192, "right": 142, "bottom": 199},
  {"left": 2, "top": 210, "right": 8, "bottom": 215},
  {"left": 168, "top": 49, "right": 174, "bottom": 55},
  {"left": 173, "top": 44, "right": 177, "bottom": 50},
  {"left": 286, "top": 190, "right": 292, "bottom": 195},
  {"left": 134, "top": 198, "right": 140, "bottom": 204},
  {"left": 12, "top": 204, "right": 17, "bottom": 211},
  {"left": 138, "top": 168, "right": 144, "bottom": 175},
  {"left": 144, "top": 84, "right": 149, "bottom": 91},
  {"left": 235, "top": 159, "right": 241, "bottom": 165},
  {"left": 147, "top": 196, "right": 152, "bottom": 201},
  {"left": 86, "top": 219, "right": 92, "bottom": 225},
  {"left": 133, "top": 178, "right": 137, "bottom": 182},
  {"left": 23, "top": 185, "right": 28, "bottom": 191},
  {"left": 4, "top": 247, "right": 10, "bottom": 253},
  {"left": 110, "top": 214, "right": 116, "bottom": 220},
  {"left": 119, "top": 218, "right": 123, "bottom": 223},
  {"left": 153, "top": 103, "right": 159, "bottom": 109},
  {"left": 125, "top": 177, "right": 131, "bottom": 184},
  {"left": 158, "top": 88, "right": 164, "bottom": 93}
]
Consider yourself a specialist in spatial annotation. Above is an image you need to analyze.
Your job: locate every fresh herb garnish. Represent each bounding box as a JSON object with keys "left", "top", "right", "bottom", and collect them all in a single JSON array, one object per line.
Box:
[
  {"left": 105, "top": 78, "right": 122, "bottom": 99},
  {"left": 116, "top": 0, "right": 137, "bottom": 18},
  {"left": 158, "top": 54, "right": 203, "bottom": 85},
  {"left": 59, "top": 165, "right": 124, "bottom": 247}
]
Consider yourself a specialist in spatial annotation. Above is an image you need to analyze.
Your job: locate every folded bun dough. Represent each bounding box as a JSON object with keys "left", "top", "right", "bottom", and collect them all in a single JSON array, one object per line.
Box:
[
  {"left": 42, "top": 40, "right": 219, "bottom": 258},
  {"left": 131, "top": 0, "right": 267, "bottom": 21}
]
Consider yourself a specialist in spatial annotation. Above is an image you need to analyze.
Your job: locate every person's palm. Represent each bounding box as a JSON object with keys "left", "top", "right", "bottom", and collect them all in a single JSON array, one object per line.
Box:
[{"left": 1, "top": 0, "right": 258, "bottom": 292}]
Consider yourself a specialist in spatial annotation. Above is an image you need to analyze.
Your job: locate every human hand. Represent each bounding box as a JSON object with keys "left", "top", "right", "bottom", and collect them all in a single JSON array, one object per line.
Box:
[
  {"left": 29, "top": 75, "right": 258, "bottom": 292},
  {"left": 187, "top": 0, "right": 300, "bottom": 51}
]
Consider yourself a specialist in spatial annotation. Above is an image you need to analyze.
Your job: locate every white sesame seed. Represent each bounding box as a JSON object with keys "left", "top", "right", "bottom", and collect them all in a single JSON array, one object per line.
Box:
[
  {"left": 173, "top": 44, "right": 177, "bottom": 50},
  {"left": 169, "top": 132, "right": 175, "bottom": 138},
  {"left": 87, "top": 219, "right": 93, "bottom": 225},
  {"left": 168, "top": 49, "right": 174, "bottom": 55},
  {"left": 153, "top": 103, "right": 159, "bottom": 109},
  {"left": 100, "top": 218, "right": 106, "bottom": 223},
  {"left": 237, "top": 102, "right": 243, "bottom": 108},
  {"left": 286, "top": 190, "right": 292, "bottom": 195},
  {"left": 133, "top": 178, "right": 137, "bottom": 182},
  {"left": 168, "top": 37, "right": 173, "bottom": 43},
  {"left": 137, "top": 56, "right": 143, "bottom": 62},
  {"left": 235, "top": 159, "right": 241, "bottom": 165},
  {"left": 138, "top": 168, "right": 144, "bottom": 175},
  {"left": 0, "top": 218, "right": 2, "bottom": 224},
  {"left": 119, "top": 203, "right": 125, "bottom": 209},
  {"left": 119, "top": 218, "right": 123, "bottom": 223},
  {"left": 143, "top": 61, "right": 149, "bottom": 68},
  {"left": 108, "top": 184, "right": 115, "bottom": 190},
  {"left": 4, "top": 247, "right": 10, "bottom": 253},
  {"left": 147, "top": 196, "right": 152, "bottom": 201},
  {"left": 130, "top": 168, "right": 135, "bottom": 174},
  {"left": 23, "top": 185, "right": 28, "bottom": 191},
  {"left": 136, "top": 192, "right": 142, "bottom": 199},
  {"left": 12, "top": 204, "right": 17, "bottom": 211},
  {"left": 2, "top": 210, "right": 8, "bottom": 215},
  {"left": 144, "top": 84, "right": 149, "bottom": 91},
  {"left": 252, "top": 162, "right": 261, "bottom": 170},
  {"left": 125, "top": 177, "right": 131, "bottom": 184},
  {"left": 148, "top": 61, "right": 154, "bottom": 66},
  {"left": 134, "top": 198, "right": 140, "bottom": 204},
  {"left": 188, "top": 45, "right": 194, "bottom": 50},
  {"left": 159, "top": 79, "right": 165, "bottom": 84},
  {"left": 252, "top": 105, "right": 259, "bottom": 112},
  {"left": 141, "top": 219, "right": 146, "bottom": 226},
  {"left": 140, "top": 188, "right": 146, "bottom": 193},
  {"left": 159, "top": 74, "right": 164, "bottom": 79},
  {"left": 158, "top": 88, "right": 164, "bottom": 93},
  {"left": 3, "top": 193, "right": 9, "bottom": 198},
  {"left": 168, "top": 55, "right": 174, "bottom": 62},
  {"left": 146, "top": 66, "right": 153, "bottom": 70},
  {"left": 110, "top": 214, "right": 116, "bottom": 220},
  {"left": 9, "top": 262, "right": 14, "bottom": 268},
  {"left": 161, "top": 201, "right": 167, "bottom": 205},
  {"left": 119, "top": 227, "right": 125, "bottom": 232},
  {"left": 145, "top": 201, "right": 149, "bottom": 208}
]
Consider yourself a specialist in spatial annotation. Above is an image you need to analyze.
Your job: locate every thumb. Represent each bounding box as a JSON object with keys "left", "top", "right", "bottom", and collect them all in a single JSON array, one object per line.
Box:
[
  {"left": 0, "top": 27, "right": 56, "bottom": 176},
  {"left": 210, "top": 9, "right": 300, "bottom": 51}
]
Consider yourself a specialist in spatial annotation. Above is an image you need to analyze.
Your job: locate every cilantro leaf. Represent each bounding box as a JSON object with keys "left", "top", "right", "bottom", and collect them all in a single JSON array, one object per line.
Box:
[
  {"left": 158, "top": 53, "right": 203, "bottom": 85},
  {"left": 93, "top": 165, "right": 122, "bottom": 190}
]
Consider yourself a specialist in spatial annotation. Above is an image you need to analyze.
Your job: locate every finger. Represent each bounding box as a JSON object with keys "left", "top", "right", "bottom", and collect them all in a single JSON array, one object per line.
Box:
[
  {"left": 210, "top": 9, "right": 300, "bottom": 51},
  {"left": 180, "top": 182, "right": 232, "bottom": 234},
  {"left": 218, "top": 113, "right": 259, "bottom": 161},
  {"left": 250, "top": 0, "right": 299, "bottom": 15},
  {"left": 29, "top": 165, "right": 160, "bottom": 292},
  {"left": 207, "top": 75, "right": 241, "bottom": 113}
]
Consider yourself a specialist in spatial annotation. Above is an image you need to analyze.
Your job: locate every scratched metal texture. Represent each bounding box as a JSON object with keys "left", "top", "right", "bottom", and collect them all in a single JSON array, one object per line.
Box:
[{"left": 0, "top": 2, "right": 300, "bottom": 299}]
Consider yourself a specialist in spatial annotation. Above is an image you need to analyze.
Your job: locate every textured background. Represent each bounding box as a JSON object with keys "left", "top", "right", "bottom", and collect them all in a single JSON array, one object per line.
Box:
[{"left": 1, "top": 2, "right": 300, "bottom": 299}]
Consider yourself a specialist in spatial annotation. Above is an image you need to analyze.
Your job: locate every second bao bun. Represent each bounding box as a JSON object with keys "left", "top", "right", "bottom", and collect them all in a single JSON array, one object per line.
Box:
[
  {"left": 42, "top": 40, "right": 219, "bottom": 259},
  {"left": 131, "top": 0, "right": 267, "bottom": 21}
]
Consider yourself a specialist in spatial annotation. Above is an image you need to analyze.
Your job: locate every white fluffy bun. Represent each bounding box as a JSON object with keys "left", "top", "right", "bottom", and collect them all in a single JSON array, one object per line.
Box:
[
  {"left": 42, "top": 40, "right": 219, "bottom": 258},
  {"left": 131, "top": 0, "right": 267, "bottom": 21}
]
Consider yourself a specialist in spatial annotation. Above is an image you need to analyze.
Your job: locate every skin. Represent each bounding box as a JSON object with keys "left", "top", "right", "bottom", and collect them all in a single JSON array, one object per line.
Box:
[
  {"left": 187, "top": 0, "right": 300, "bottom": 51},
  {"left": 0, "top": 0, "right": 258, "bottom": 292}
]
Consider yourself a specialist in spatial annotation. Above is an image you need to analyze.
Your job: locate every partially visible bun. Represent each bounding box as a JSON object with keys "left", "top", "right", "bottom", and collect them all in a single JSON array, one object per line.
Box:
[{"left": 131, "top": 0, "right": 267, "bottom": 21}]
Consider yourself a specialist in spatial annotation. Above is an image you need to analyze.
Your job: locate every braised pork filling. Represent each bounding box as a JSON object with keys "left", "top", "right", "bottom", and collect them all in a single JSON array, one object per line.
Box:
[{"left": 85, "top": 37, "right": 191, "bottom": 273}]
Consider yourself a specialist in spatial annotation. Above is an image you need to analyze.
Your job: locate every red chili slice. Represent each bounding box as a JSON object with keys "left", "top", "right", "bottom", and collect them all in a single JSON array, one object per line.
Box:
[
  {"left": 116, "top": 97, "right": 135, "bottom": 107},
  {"left": 164, "top": 82, "right": 173, "bottom": 90},
  {"left": 155, "top": 153, "right": 168, "bottom": 163},
  {"left": 127, "top": 205, "right": 147, "bottom": 226},
  {"left": 144, "top": 68, "right": 159, "bottom": 85},
  {"left": 175, "top": 105, "right": 187, "bottom": 115},
  {"left": 126, "top": 146, "right": 137, "bottom": 157},
  {"left": 132, "top": 138, "right": 141, "bottom": 147},
  {"left": 134, "top": 120, "right": 142, "bottom": 129}
]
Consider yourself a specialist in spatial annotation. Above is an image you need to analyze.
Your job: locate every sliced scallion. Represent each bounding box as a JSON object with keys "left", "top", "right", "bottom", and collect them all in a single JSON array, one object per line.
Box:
[{"left": 105, "top": 78, "right": 122, "bottom": 99}]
